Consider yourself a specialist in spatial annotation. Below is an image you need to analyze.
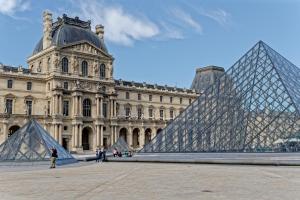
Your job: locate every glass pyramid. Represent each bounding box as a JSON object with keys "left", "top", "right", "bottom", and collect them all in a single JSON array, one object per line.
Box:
[
  {"left": 0, "top": 119, "right": 77, "bottom": 165},
  {"left": 108, "top": 137, "right": 131, "bottom": 153},
  {"left": 141, "top": 41, "right": 300, "bottom": 153}
]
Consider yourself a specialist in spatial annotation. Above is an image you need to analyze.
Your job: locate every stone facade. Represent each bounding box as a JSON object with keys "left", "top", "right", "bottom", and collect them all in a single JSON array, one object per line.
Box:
[{"left": 0, "top": 12, "right": 199, "bottom": 152}]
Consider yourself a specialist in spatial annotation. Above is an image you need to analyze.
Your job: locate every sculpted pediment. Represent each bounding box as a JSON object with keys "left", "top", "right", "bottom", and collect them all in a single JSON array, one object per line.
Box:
[{"left": 60, "top": 41, "right": 112, "bottom": 59}]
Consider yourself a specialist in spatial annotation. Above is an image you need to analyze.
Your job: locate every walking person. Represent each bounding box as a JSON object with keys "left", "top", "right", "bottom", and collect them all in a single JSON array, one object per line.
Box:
[
  {"left": 95, "top": 148, "right": 99, "bottom": 162},
  {"left": 102, "top": 148, "right": 106, "bottom": 162},
  {"left": 99, "top": 148, "right": 103, "bottom": 162},
  {"left": 50, "top": 147, "right": 58, "bottom": 168}
]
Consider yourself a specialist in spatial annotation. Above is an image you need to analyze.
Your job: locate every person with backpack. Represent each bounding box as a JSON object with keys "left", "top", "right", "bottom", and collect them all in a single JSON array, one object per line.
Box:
[{"left": 50, "top": 147, "right": 58, "bottom": 168}]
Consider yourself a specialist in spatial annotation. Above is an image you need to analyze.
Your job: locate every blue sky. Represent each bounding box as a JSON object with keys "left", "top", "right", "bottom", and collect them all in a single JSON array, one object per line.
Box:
[{"left": 0, "top": 0, "right": 299, "bottom": 88}]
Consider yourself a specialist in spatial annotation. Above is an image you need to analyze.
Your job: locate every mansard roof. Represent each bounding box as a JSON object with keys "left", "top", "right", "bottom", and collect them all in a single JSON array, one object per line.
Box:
[
  {"left": 33, "top": 14, "right": 108, "bottom": 55},
  {"left": 115, "top": 79, "right": 198, "bottom": 94}
]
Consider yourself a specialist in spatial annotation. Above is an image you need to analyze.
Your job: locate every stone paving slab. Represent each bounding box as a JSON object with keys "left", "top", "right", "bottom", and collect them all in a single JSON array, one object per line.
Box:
[{"left": 0, "top": 162, "right": 299, "bottom": 200}]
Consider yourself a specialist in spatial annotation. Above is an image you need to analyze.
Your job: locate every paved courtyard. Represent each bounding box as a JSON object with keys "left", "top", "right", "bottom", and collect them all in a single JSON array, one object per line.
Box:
[{"left": 0, "top": 162, "right": 299, "bottom": 200}]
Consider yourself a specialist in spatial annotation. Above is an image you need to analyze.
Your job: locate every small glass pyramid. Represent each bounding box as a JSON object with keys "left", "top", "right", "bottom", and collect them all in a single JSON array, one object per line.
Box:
[{"left": 0, "top": 119, "right": 77, "bottom": 165}]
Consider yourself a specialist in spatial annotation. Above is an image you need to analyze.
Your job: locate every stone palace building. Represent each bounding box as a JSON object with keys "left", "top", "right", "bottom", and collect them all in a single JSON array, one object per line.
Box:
[{"left": 0, "top": 12, "right": 224, "bottom": 152}]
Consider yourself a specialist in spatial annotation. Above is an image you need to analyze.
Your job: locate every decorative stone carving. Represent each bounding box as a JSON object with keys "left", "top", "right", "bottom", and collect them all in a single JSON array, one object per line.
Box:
[
  {"left": 72, "top": 56, "right": 78, "bottom": 72},
  {"left": 94, "top": 61, "right": 99, "bottom": 74}
]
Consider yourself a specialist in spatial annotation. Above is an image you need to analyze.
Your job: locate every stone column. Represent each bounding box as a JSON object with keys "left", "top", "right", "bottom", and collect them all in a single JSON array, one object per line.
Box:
[
  {"left": 74, "top": 125, "right": 78, "bottom": 147},
  {"left": 59, "top": 124, "right": 63, "bottom": 145},
  {"left": 100, "top": 125, "right": 104, "bottom": 147},
  {"left": 54, "top": 124, "right": 58, "bottom": 141},
  {"left": 100, "top": 97, "right": 103, "bottom": 118},
  {"left": 78, "top": 124, "right": 82, "bottom": 147},
  {"left": 139, "top": 128, "right": 145, "bottom": 148},
  {"left": 79, "top": 96, "right": 82, "bottom": 116},
  {"left": 3, "top": 122, "right": 8, "bottom": 140},
  {"left": 96, "top": 125, "right": 100, "bottom": 147},
  {"left": 72, "top": 125, "right": 75, "bottom": 148},
  {"left": 114, "top": 126, "right": 117, "bottom": 143},
  {"left": 96, "top": 98, "right": 99, "bottom": 116},
  {"left": 128, "top": 127, "right": 133, "bottom": 147},
  {"left": 110, "top": 125, "right": 114, "bottom": 145}
]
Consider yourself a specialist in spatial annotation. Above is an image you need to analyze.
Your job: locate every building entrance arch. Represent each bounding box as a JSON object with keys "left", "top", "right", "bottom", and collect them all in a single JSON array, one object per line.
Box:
[
  {"left": 82, "top": 126, "right": 93, "bottom": 150},
  {"left": 145, "top": 128, "right": 152, "bottom": 145},
  {"left": 119, "top": 128, "right": 128, "bottom": 143},
  {"left": 132, "top": 128, "right": 140, "bottom": 148}
]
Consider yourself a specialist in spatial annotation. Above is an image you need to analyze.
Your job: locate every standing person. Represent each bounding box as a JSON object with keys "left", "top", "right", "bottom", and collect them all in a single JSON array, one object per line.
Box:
[
  {"left": 50, "top": 147, "right": 58, "bottom": 168},
  {"left": 102, "top": 148, "right": 106, "bottom": 162},
  {"left": 95, "top": 149, "right": 99, "bottom": 162},
  {"left": 99, "top": 148, "right": 103, "bottom": 162}
]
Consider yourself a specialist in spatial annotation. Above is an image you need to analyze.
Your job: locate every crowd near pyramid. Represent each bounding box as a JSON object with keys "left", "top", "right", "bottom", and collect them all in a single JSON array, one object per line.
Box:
[{"left": 141, "top": 41, "right": 300, "bottom": 153}]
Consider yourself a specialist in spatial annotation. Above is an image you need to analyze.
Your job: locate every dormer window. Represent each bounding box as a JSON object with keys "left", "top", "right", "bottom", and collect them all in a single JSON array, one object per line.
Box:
[
  {"left": 82, "top": 61, "right": 88, "bottom": 76},
  {"left": 62, "top": 57, "right": 68, "bottom": 73}
]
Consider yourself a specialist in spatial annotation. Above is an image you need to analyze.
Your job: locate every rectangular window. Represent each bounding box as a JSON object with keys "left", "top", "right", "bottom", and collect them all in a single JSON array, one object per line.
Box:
[
  {"left": 149, "top": 95, "right": 152, "bottom": 101},
  {"left": 180, "top": 97, "right": 183, "bottom": 104},
  {"left": 63, "top": 101, "right": 69, "bottom": 116},
  {"left": 126, "top": 92, "right": 130, "bottom": 99},
  {"left": 26, "top": 100, "right": 32, "bottom": 115},
  {"left": 138, "top": 93, "right": 141, "bottom": 101},
  {"left": 189, "top": 99, "right": 192, "bottom": 104},
  {"left": 27, "top": 82, "right": 32, "bottom": 90},
  {"left": 125, "top": 107, "right": 131, "bottom": 118},
  {"left": 137, "top": 108, "right": 142, "bottom": 119},
  {"left": 103, "top": 103, "right": 107, "bottom": 118},
  {"left": 63, "top": 82, "right": 68, "bottom": 90},
  {"left": 7, "top": 80, "right": 13, "bottom": 88},
  {"left": 160, "top": 96, "right": 163, "bottom": 103},
  {"left": 5, "top": 99, "right": 13, "bottom": 114},
  {"left": 170, "top": 97, "right": 173, "bottom": 103},
  {"left": 149, "top": 108, "right": 153, "bottom": 118},
  {"left": 159, "top": 109, "right": 164, "bottom": 120},
  {"left": 170, "top": 110, "right": 174, "bottom": 119},
  {"left": 47, "top": 101, "right": 50, "bottom": 115}
]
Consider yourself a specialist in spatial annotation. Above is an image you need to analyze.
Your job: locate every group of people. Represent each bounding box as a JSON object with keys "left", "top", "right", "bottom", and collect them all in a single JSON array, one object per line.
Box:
[
  {"left": 113, "top": 148, "right": 132, "bottom": 157},
  {"left": 95, "top": 148, "right": 106, "bottom": 162}
]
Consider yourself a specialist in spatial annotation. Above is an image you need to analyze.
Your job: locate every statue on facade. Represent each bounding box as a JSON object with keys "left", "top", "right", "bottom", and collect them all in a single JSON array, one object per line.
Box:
[
  {"left": 74, "top": 80, "right": 81, "bottom": 89},
  {"left": 72, "top": 56, "right": 78, "bottom": 72},
  {"left": 94, "top": 61, "right": 99, "bottom": 74}
]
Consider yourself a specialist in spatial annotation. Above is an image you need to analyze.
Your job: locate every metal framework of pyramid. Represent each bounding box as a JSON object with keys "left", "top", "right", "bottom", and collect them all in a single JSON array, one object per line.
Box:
[
  {"left": 0, "top": 119, "right": 77, "bottom": 165},
  {"left": 109, "top": 137, "right": 132, "bottom": 153},
  {"left": 141, "top": 41, "right": 300, "bottom": 153}
]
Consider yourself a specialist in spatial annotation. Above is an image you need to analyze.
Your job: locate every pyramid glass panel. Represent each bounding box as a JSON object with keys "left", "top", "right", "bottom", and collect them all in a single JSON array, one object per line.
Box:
[
  {"left": 0, "top": 119, "right": 77, "bottom": 165},
  {"left": 141, "top": 41, "right": 300, "bottom": 153}
]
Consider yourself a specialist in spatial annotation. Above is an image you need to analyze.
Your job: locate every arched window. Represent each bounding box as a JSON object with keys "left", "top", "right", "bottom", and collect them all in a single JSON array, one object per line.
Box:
[
  {"left": 82, "top": 61, "right": 88, "bottom": 76},
  {"left": 83, "top": 99, "right": 91, "bottom": 117},
  {"left": 62, "top": 57, "right": 68, "bottom": 73},
  {"left": 100, "top": 64, "right": 106, "bottom": 79}
]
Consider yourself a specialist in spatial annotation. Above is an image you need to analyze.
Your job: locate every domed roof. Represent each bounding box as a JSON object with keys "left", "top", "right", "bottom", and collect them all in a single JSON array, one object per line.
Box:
[{"left": 33, "top": 15, "right": 108, "bottom": 54}]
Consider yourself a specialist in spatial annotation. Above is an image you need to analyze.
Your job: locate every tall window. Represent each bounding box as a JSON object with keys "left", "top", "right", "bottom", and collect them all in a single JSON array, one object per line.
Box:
[
  {"left": 27, "top": 82, "right": 32, "bottom": 91},
  {"left": 137, "top": 107, "right": 142, "bottom": 119},
  {"left": 100, "top": 64, "right": 106, "bottom": 79},
  {"left": 126, "top": 92, "right": 130, "bottom": 99},
  {"left": 170, "top": 110, "right": 174, "bottom": 119},
  {"left": 26, "top": 100, "right": 32, "bottom": 115},
  {"left": 180, "top": 97, "right": 183, "bottom": 104},
  {"left": 170, "top": 97, "right": 173, "bottom": 103},
  {"left": 159, "top": 109, "right": 164, "bottom": 120},
  {"left": 189, "top": 98, "right": 192, "bottom": 104},
  {"left": 63, "top": 82, "right": 68, "bottom": 90},
  {"left": 125, "top": 107, "right": 131, "bottom": 118},
  {"left": 7, "top": 80, "right": 13, "bottom": 88},
  {"left": 160, "top": 96, "right": 163, "bottom": 103},
  {"left": 103, "top": 103, "right": 107, "bottom": 118},
  {"left": 47, "top": 101, "right": 50, "bottom": 115},
  {"left": 63, "top": 101, "right": 69, "bottom": 116},
  {"left": 62, "top": 57, "right": 68, "bottom": 73},
  {"left": 5, "top": 99, "right": 13, "bottom": 114},
  {"left": 148, "top": 108, "right": 153, "bottom": 118},
  {"left": 149, "top": 95, "right": 152, "bottom": 101},
  {"left": 83, "top": 99, "right": 91, "bottom": 117},
  {"left": 82, "top": 61, "right": 88, "bottom": 76},
  {"left": 138, "top": 93, "right": 141, "bottom": 101}
]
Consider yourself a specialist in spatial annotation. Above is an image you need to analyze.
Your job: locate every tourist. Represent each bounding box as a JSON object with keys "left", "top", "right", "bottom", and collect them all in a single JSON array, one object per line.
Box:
[
  {"left": 50, "top": 147, "right": 58, "bottom": 168},
  {"left": 99, "top": 148, "right": 103, "bottom": 162},
  {"left": 95, "top": 148, "right": 99, "bottom": 162},
  {"left": 102, "top": 148, "right": 106, "bottom": 162},
  {"left": 113, "top": 148, "right": 118, "bottom": 157}
]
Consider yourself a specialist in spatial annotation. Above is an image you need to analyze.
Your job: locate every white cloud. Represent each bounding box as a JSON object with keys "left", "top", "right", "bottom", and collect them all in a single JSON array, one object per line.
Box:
[
  {"left": 171, "top": 8, "right": 203, "bottom": 33},
  {"left": 0, "top": 0, "right": 30, "bottom": 15},
  {"left": 77, "top": 1, "right": 159, "bottom": 46},
  {"left": 159, "top": 22, "right": 184, "bottom": 40},
  {"left": 199, "top": 8, "right": 230, "bottom": 26}
]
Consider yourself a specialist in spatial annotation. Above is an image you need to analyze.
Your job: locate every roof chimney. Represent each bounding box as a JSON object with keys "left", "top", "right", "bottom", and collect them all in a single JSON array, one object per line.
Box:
[
  {"left": 95, "top": 24, "right": 104, "bottom": 39},
  {"left": 43, "top": 11, "right": 53, "bottom": 50}
]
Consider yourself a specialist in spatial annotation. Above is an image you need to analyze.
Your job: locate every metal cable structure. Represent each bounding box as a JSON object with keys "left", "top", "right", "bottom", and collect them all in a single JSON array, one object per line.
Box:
[{"left": 141, "top": 41, "right": 300, "bottom": 153}]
